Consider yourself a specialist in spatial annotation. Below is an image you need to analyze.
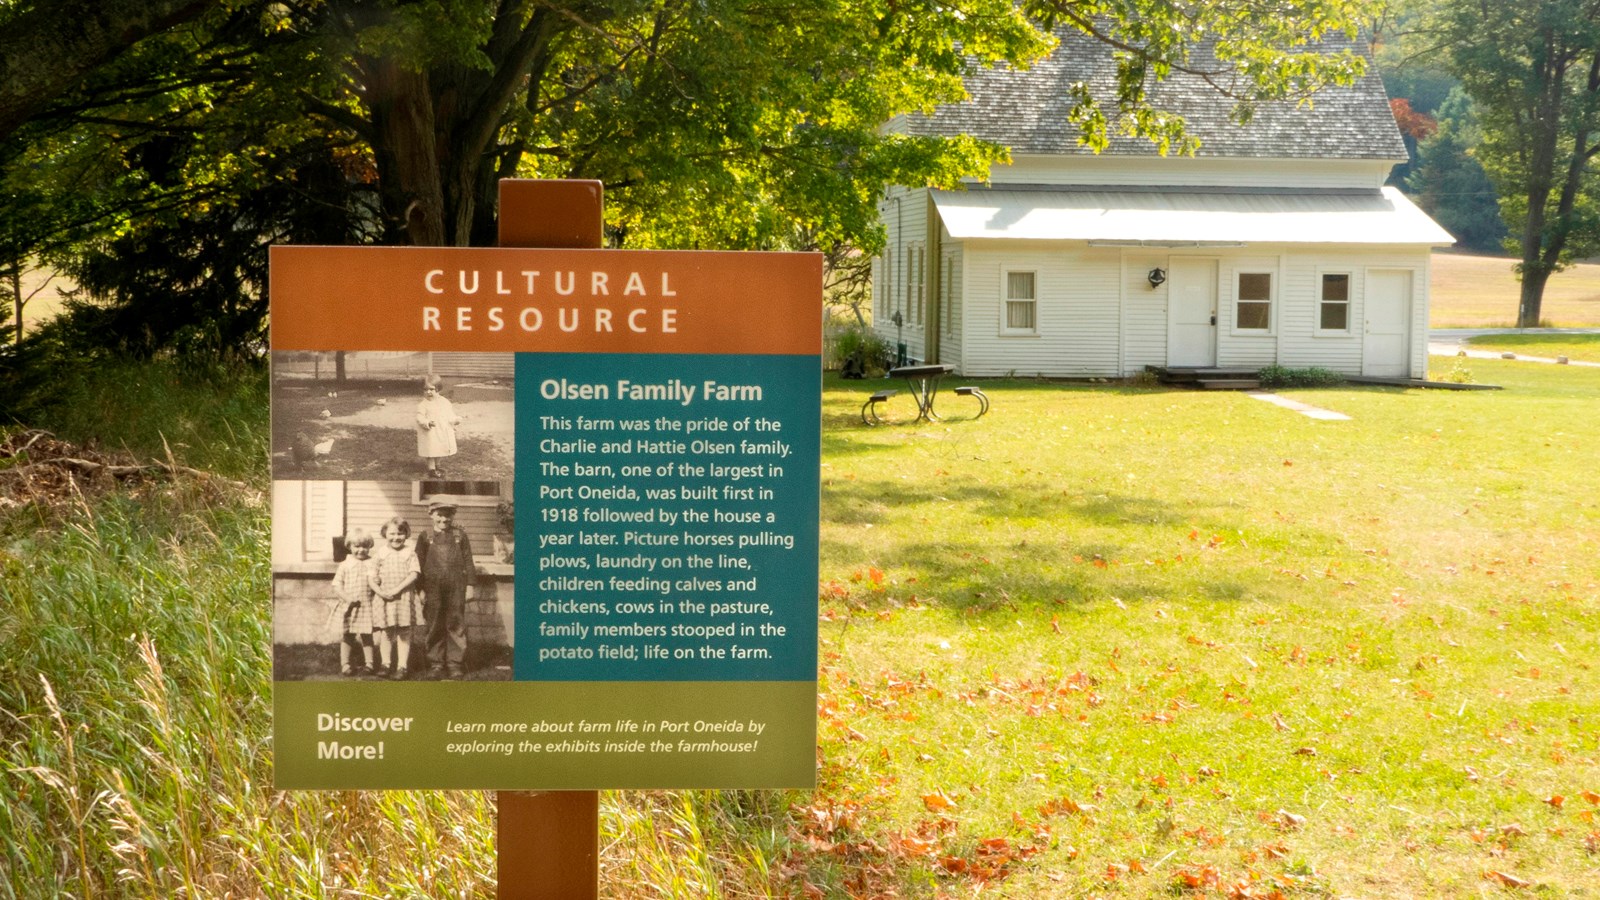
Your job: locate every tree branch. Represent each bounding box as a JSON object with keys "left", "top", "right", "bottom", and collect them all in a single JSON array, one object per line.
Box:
[{"left": 0, "top": 0, "right": 220, "bottom": 139}]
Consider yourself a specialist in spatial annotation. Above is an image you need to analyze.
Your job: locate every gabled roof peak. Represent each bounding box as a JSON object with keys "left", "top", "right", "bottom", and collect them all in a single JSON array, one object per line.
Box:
[{"left": 899, "top": 29, "right": 1405, "bottom": 161}]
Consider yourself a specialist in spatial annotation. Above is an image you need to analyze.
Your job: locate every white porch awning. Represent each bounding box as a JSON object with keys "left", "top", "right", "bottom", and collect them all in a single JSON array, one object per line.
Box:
[{"left": 931, "top": 186, "right": 1454, "bottom": 246}]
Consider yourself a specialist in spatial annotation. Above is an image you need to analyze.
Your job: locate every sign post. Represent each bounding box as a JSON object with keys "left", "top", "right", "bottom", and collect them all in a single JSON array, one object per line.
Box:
[
  {"left": 268, "top": 180, "right": 820, "bottom": 894},
  {"left": 494, "top": 180, "right": 604, "bottom": 900}
]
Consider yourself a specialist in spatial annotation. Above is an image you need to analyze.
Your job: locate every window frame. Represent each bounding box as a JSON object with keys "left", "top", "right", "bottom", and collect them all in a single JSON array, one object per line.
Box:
[
  {"left": 1000, "top": 267, "right": 1039, "bottom": 336},
  {"left": 412, "top": 480, "right": 505, "bottom": 509},
  {"left": 1314, "top": 269, "right": 1354, "bottom": 336},
  {"left": 1232, "top": 269, "right": 1276, "bottom": 335}
]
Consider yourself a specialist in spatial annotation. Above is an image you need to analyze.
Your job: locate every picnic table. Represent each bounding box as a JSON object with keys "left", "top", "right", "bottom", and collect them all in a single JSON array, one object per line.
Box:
[
  {"left": 888, "top": 364, "right": 957, "bottom": 422},
  {"left": 860, "top": 365, "right": 990, "bottom": 425}
]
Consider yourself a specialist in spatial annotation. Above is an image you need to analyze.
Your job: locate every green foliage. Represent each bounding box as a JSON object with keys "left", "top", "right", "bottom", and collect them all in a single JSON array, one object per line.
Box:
[
  {"left": 1, "top": 0, "right": 1397, "bottom": 359},
  {"left": 1431, "top": 354, "right": 1474, "bottom": 384},
  {"left": 1409, "top": 88, "right": 1507, "bottom": 253},
  {"left": 1380, "top": 66, "right": 1458, "bottom": 116},
  {"left": 1257, "top": 365, "right": 1346, "bottom": 387},
  {"left": 1434, "top": 0, "right": 1600, "bottom": 323},
  {"left": 828, "top": 323, "right": 894, "bottom": 376},
  {"left": 0, "top": 351, "right": 267, "bottom": 478},
  {"left": 1030, "top": 0, "right": 1373, "bottom": 155}
]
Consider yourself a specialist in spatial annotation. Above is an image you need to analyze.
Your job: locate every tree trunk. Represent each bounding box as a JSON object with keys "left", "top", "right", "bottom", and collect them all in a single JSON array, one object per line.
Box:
[
  {"left": 5, "top": 260, "right": 21, "bottom": 345},
  {"left": 364, "top": 59, "right": 447, "bottom": 246},
  {"left": 1518, "top": 266, "right": 1552, "bottom": 328}
]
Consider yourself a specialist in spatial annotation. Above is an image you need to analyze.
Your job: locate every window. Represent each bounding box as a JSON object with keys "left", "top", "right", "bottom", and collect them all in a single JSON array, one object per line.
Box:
[
  {"left": 1318, "top": 273, "right": 1351, "bottom": 332},
  {"left": 1235, "top": 272, "right": 1273, "bottom": 331},
  {"left": 1003, "top": 270, "right": 1037, "bottom": 334},
  {"left": 413, "top": 480, "right": 505, "bottom": 508}
]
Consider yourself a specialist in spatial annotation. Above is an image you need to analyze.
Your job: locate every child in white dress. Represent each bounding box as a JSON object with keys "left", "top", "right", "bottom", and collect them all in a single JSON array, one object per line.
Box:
[
  {"left": 416, "top": 374, "right": 461, "bottom": 477},
  {"left": 416, "top": 371, "right": 460, "bottom": 474}
]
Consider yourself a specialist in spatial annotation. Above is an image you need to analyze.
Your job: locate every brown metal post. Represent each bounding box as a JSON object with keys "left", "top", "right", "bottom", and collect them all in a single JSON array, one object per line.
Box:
[{"left": 495, "top": 178, "right": 603, "bottom": 900}]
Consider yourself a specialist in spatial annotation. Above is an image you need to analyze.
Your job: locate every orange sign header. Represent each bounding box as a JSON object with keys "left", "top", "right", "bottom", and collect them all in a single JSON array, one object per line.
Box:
[{"left": 270, "top": 246, "right": 821, "bottom": 355}]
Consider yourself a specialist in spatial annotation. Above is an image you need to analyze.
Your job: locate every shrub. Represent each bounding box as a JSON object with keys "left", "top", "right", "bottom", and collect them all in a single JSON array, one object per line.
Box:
[
  {"left": 1257, "top": 365, "right": 1346, "bottom": 388},
  {"left": 829, "top": 326, "right": 894, "bottom": 378}
]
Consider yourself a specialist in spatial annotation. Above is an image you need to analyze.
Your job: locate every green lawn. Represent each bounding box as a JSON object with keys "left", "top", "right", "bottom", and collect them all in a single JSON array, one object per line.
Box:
[
  {"left": 795, "top": 365, "right": 1600, "bottom": 896},
  {"left": 3, "top": 360, "right": 1599, "bottom": 897},
  {"left": 1466, "top": 333, "right": 1600, "bottom": 364}
]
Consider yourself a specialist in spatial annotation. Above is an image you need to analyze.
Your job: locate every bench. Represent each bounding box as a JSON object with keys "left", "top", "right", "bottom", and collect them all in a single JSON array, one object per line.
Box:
[
  {"left": 954, "top": 386, "right": 989, "bottom": 418},
  {"left": 860, "top": 389, "right": 897, "bottom": 425}
]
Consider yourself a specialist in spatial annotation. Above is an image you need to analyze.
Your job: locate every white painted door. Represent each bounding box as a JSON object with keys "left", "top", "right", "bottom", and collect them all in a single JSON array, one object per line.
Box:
[
  {"left": 1363, "top": 269, "right": 1412, "bottom": 377},
  {"left": 1167, "top": 258, "right": 1217, "bottom": 367}
]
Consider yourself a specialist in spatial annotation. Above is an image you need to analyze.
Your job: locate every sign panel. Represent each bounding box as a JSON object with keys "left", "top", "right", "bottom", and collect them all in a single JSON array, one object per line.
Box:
[{"left": 269, "top": 246, "right": 819, "bottom": 789}]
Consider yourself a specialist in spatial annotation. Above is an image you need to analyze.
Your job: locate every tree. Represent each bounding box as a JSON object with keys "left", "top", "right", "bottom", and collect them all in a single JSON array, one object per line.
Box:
[
  {"left": 1436, "top": 0, "right": 1600, "bottom": 326},
  {"left": 1410, "top": 86, "right": 1506, "bottom": 253},
  {"left": 0, "top": 0, "right": 220, "bottom": 141},
  {"left": 1, "top": 0, "right": 1385, "bottom": 361}
]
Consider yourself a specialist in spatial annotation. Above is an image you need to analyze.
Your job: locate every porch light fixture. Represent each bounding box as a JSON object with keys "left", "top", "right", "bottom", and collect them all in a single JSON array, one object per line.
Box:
[{"left": 1147, "top": 267, "right": 1167, "bottom": 288}]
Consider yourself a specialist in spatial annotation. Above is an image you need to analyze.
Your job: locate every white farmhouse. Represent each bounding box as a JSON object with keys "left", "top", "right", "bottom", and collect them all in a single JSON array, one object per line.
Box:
[{"left": 873, "top": 31, "right": 1454, "bottom": 380}]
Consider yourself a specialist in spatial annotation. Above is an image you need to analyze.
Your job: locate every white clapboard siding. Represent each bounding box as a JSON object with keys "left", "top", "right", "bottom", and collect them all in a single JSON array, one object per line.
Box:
[
  {"left": 1121, "top": 253, "right": 1170, "bottom": 373},
  {"left": 432, "top": 352, "right": 515, "bottom": 379},
  {"left": 874, "top": 187, "right": 931, "bottom": 362},
  {"left": 959, "top": 243, "right": 1122, "bottom": 377}
]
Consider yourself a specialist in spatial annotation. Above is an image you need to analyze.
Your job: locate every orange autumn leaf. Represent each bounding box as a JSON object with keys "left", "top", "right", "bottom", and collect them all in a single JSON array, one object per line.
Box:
[
  {"left": 1581, "top": 790, "right": 1600, "bottom": 805},
  {"left": 921, "top": 791, "right": 958, "bottom": 813},
  {"left": 1545, "top": 794, "right": 1566, "bottom": 810},
  {"left": 896, "top": 834, "right": 941, "bottom": 856},
  {"left": 1485, "top": 870, "right": 1532, "bottom": 888}
]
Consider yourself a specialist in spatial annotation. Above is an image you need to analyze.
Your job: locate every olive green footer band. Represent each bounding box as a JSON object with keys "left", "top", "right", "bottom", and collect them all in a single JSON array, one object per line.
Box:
[{"left": 274, "top": 680, "right": 816, "bottom": 790}]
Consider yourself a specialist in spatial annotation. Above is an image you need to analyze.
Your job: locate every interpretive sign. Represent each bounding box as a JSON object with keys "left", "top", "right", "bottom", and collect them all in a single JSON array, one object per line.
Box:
[{"left": 269, "top": 246, "right": 820, "bottom": 789}]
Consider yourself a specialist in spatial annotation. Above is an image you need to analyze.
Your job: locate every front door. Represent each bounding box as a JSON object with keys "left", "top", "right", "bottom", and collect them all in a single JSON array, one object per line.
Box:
[
  {"left": 1167, "top": 258, "right": 1217, "bottom": 367},
  {"left": 1363, "top": 269, "right": 1412, "bottom": 377}
]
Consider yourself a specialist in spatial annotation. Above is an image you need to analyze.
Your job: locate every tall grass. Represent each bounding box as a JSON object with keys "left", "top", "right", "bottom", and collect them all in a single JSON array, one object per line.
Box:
[
  {"left": 11, "top": 355, "right": 271, "bottom": 480},
  {"left": 0, "top": 362, "right": 507, "bottom": 897}
]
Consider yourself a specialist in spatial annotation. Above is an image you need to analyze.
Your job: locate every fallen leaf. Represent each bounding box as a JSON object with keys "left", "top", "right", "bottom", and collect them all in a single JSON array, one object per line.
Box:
[
  {"left": 1484, "top": 870, "right": 1531, "bottom": 888},
  {"left": 1582, "top": 790, "right": 1600, "bottom": 805},
  {"left": 1545, "top": 795, "right": 1566, "bottom": 810},
  {"left": 921, "top": 791, "right": 957, "bottom": 813},
  {"left": 1294, "top": 747, "right": 1318, "bottom": 757},
  {"left": 1277, "top": 809, "right": 1306, "bottom": 829}
]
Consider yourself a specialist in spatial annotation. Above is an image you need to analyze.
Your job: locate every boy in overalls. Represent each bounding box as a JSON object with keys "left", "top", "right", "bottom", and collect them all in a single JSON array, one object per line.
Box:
[{"left": 417, "top": 499, "right": 475, "bottom": 678}]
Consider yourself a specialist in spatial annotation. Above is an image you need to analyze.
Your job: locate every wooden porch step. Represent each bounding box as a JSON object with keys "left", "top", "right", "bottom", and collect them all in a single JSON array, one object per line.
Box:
[
  {"left": 1147, "top": 365, "right": 1261, "bottom": 388},
  {"left": 1196, "top": 378, "right": 1261, "bottom": 390}
]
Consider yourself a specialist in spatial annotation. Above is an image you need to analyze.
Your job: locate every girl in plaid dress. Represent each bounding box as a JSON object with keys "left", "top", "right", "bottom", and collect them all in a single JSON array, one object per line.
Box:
[
  {"left": 329, "top": 530, "right": 378, "bottom": 676},
  {"left": 372, "top": 517, "right": 422, "bottom": 680}
]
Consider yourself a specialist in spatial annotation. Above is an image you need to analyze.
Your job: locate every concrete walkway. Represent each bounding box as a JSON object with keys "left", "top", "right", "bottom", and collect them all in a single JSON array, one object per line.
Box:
[
  {"left": 1428, "top": 327, "right": 1600, "bottom": 367},
  {"left": 1246, "top": 391, "right": 1351, "bottom": 420}
]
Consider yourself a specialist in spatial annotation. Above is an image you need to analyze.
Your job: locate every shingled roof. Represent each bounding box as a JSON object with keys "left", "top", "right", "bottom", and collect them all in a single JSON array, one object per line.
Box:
[{"left": 897, "top": 29, "right": 1406, "bottom": 160}]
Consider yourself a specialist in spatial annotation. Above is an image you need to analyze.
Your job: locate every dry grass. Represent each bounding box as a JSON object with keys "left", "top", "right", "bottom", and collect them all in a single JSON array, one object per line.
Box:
[{"left": 1430, "top": 251, "right": 1600, "bottom": 327}]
